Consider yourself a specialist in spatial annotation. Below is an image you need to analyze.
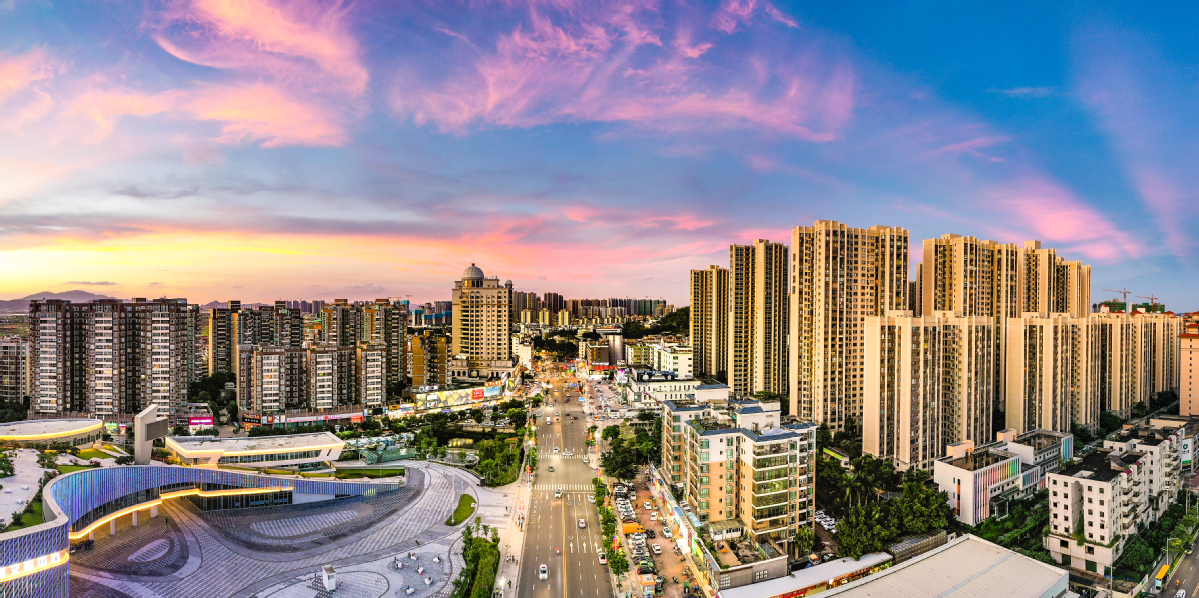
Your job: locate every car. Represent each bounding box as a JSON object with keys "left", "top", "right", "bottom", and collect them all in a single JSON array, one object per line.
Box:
[
  {"left": 598, "top": 552, "right": 607, "bottom": 565},
  {"left": 652, "top": 543, "right": 662, "bottom": 555},
  {"left": 650, "top": 512, "right": 658, "bottom": 521},
  {"left": 553, "top": 447, "right": 560, "bottom": 453},
  {"left": 539, "top": 564, "right": 548, "bottom": 580},
  {"left": 630, "top": 533, "right": 646, "bottom": 541},
  {"left": 638, "top": 566, "right": 655, "bottom": 575},
  {"left": 647, "top": 530, "right": 656, "bottom": 539},
  {"left": 547, "top": 465, "right": 555, "bottom": 472},
  {"left": 662, "top": 528, "right": 672, "bottom": 539},
  {"left": 1176, "top": 591, "right": 1186, "bottom": 598},
  {"left": 579, "top": 519, "right": 587, "bottom": 529},
  {"left": 564, "top": 451, "right": 572, "bottom": 456},
  {"left": 555, "top": 488, "right": 563, "bottom": 498}
]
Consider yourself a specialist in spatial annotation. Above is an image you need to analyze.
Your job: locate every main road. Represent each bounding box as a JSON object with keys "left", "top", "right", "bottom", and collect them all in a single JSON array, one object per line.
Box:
[{"left": 518, "top": 370, "right": 614, "bottom": 598}]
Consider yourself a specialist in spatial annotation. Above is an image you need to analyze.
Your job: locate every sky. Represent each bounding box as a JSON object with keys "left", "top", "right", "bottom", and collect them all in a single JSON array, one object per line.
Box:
[{"left": 0, "top": 1, "right": 1196, "bottom": 309}]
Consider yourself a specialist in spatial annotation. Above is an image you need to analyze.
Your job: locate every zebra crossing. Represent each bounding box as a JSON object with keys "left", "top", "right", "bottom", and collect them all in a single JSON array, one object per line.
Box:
[
  {"left": 536, "top": 450, "right": 588, "bottom": 459},
  {"left": 533, "top": 484, "right": 595, "bottom": 491}
]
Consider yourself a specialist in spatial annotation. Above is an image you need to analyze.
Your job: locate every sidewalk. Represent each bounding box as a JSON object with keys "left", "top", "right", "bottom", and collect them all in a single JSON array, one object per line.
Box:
[{"left": 497, "top": 468, "right": 534, "bottom": 594}]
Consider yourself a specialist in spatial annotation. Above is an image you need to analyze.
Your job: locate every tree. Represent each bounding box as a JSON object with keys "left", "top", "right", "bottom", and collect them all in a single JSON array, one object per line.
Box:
[
  {"left": 1099, "top": 411, "right": 1122, "bottom": 437},
  {"left": 794, "top": 526, "right": 815, "bottom": 556},
  {"left": 600, "top": 444, "right": 640, "bottom": 481},
  {"left": 1120, "top": 535, "right": 1154, "bottom": 573},
  {"left": 899, "top": 469, "right": 949, "bottom": 535},
  {"left": 636, "top": 410, "right": 656, "bottom": 422},
  {"left": 0, "top": 455, "right": 14, "bottom": 478},
  {"left": 506, "top": 408, "right": 527, "bottom": 429},
  {"left": 115, "top": 455, "right": 134, "bottom": 465},
  {"left": 838, "top": 504, "right": 890, "bottom": 559},
  {"left": 602, "top": 426, "right": 621, "bottom": 442}
]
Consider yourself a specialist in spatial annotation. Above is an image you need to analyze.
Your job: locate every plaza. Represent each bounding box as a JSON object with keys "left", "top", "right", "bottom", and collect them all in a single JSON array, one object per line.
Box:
[{"left": 0, "top": 458, "right": 508, "bottom": 598}]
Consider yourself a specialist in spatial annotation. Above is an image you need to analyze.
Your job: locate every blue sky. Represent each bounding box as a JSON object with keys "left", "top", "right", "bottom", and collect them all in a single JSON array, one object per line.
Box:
[{"left": 0, "top": 0, "right": 1194, "bottom": 308}]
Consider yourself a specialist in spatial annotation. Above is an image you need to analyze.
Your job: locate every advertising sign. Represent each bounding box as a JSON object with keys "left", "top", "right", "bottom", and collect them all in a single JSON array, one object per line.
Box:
[
  {"left": 188, "top": 416, "right": 214, "bottom": 427},
  {"left": 417, "top": 384, "right": 504, "bottom": 412},
  {"left": 105, "top": 422, "right": 119, "bottom": 435},
  {"left": 241, "top": 414, "right": 261, "bottom": 424},
  {"left": 1183, "top": 436, "right": 1195, "bottom": 467},
  {"left": 286, "top": 413, "right": 350, "bottom": 424}
]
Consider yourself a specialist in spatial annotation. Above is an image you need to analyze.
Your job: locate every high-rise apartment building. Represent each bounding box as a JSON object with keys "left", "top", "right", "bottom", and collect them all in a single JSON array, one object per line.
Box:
[
  {"left": 320, "top": 299, "right": 363, "bottom": 347},
  {"left": 411, "top": 330, "right": 449, "bottom": 388},
  {"left": 789, "top": 221, "right": 909, "bottom": 430},
  {"left": 728, "top": 240, "right": 788, "bottom": 401},
  {"left": 31, "top": 298, "right": 202, "bottom": 422},
  {"left": 247, "top": 346, "right": 306, "bottom": 414},
  {"left": 356, "top": 342, "right": 387, "bottom": 409},
  {"left": 1183, "top": 323, "right": 1199, "bottom": 416},
  {"left": 674, "top": 399, "right": 815, "bottom": 556},
  {"left": 307, "top": 344, "right": 357, "bottom": 411},
  {"left": 207, "top": 300, "right": 240, "bottom": 375},
  {"left": 1005, "top": 314, "right": 1087, "bottom": 434},
  {"left": 0, "top": 337, "right": 29, "bottom": 405},
  {"left": 362, "top": 298, "right": 409, "bottom": 390},
  {"left": 450, "top": 264, "right": 514, "bottom": 381},
  {"left": 863, "top": 313, "right": 996, "bottom": 470},
  {"left": 1019, "top": 241, "right": 1091, "bottom": 317},
  {"left": 690, "top": 265, "right": 729, "bottom": 380}
]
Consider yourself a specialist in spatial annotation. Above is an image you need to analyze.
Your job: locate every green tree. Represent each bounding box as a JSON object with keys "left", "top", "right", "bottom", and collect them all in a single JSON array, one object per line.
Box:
[
  {"left": 602, "top": 426, "right": 621, "bottom": 442},
  {"left": 838, "top": 504, "right": 889, "bottom": 559},
  {"left": 793, "top": 526, "right": 815, "bottom": 556},
  {"left": 899, "top": 469, "right": 949, "bottom": 535},
  {"left": 600, "top": 444, "right": 640, "bottom": 481},
  {"left": 1120, "top": 535, "right": 1154, "bottom": 573},
  {"left": 1099, "top": 411, "right": 1122, "bottom": 437}
]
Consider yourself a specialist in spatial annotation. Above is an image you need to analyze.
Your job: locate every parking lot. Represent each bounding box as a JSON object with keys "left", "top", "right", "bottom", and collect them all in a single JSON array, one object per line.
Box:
[{"left": 612, "top": 473, "right": 696, "bottom": 598}]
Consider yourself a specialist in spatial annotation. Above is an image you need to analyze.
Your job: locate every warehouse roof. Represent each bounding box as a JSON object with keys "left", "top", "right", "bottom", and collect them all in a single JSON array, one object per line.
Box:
[{"left": 825, "top": 534, "right": 1068, "bottom": 598}]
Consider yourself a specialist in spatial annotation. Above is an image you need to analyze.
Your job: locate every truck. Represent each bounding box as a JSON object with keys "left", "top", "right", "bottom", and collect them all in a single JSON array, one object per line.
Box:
[{"left": 623, "top": 522, "right": 646, "bottom": 535}]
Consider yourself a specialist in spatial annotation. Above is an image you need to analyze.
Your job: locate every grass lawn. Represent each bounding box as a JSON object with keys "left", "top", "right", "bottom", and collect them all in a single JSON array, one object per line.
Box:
[
  {"left": 300, "top": 472, "right": 335, "bottom": 478},
  {"left": 57, "top": 464, "right": 97, "bottom": 474},
  {"left": 102, "top": 444, "right": 127, "bottom": 455},
  {"left": 76, "top": 449, "right": 109, "bottom": 461},
  {"left": 334, "top": 468, "right": 405, "bottom": 480},
  {"left": 5, "top": 500, "right": 44, "bottom": 531},
  {"left": 446, "top": 493, "right": 476, "bottom": 526}
]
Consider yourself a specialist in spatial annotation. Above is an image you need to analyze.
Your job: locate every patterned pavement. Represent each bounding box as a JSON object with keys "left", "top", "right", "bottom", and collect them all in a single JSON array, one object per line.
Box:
[{"left": 69, "top": 463, "right": 502, "bottom": 598}]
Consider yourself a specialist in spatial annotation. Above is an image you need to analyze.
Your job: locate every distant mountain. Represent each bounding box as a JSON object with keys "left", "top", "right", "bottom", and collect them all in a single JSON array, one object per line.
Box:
[{"left": 0, "top": 290, "right": 119, "bottom": 314}]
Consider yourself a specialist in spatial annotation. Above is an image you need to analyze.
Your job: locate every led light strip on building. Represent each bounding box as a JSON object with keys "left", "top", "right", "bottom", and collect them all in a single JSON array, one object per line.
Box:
[
  {"left": 68, "top": 486, "right": 291, "bottom": 539},
  {"left": 0, "top": 549, "right": 68, "bottom": 582}
]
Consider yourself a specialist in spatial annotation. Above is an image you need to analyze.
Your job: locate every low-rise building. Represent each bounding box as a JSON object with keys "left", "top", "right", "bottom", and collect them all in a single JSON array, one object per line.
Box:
[
  {"left": 933, "top": 428, "right": 1073, "bottom": 525},
  {"left": 165, "top": 432, "right": 344, "bottom": 470},
  {"left": 622, "top": 368, "right": 701, "bottom": 404},
  {"left": 652, "top": 342, "right": 694, "bottom": 380}
]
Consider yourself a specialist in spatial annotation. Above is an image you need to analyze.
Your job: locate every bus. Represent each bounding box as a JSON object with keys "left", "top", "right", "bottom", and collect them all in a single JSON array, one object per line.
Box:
[{"left": 1155, "top": 564, "right": 1170, "bottom": 592}]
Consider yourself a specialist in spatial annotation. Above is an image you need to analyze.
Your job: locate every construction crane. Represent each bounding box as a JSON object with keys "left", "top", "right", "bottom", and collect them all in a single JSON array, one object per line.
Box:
[
  {"left": 1135, "top": 294, "right": 1161, "bottom": 312},
  {"left": 1102, "top": 287, "right": 1133, "bottom": 310}
]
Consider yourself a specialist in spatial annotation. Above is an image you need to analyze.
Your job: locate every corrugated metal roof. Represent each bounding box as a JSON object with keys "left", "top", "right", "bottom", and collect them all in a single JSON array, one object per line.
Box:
[{"left": 826, "top": 534, "right": 1067, "bottom": 598}]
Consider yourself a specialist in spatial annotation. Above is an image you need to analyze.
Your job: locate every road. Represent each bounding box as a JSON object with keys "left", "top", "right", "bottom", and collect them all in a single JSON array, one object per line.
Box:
[
  {"left": 518, "top": 371, "right": 614, "bottom": 598},
  {"left": 1166, "top": 542, "right": 1199, "bottom": 597}
]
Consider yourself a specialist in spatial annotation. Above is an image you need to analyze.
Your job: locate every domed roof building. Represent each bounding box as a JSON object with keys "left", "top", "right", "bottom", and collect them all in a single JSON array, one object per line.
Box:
[{"left": 462, "top": 263, "right": 485, "bottom": 280}]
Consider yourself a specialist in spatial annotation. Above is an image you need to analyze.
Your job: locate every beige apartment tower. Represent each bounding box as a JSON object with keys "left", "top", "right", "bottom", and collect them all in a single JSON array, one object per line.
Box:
[
  {"left": 728, "top": 241, "right": 788, "bottom": 400},
  {"left": 789, "top": 221, "right": 909, "bottom": 431},
  {"left": 863, "top": 313, "right": 996, "bottom": 470},
  {"left": 1183, "top": 323, "right": 1199, "bottom": 416},
  {"left": 690, "top": 265, "right": 729, "bottom": 379}
]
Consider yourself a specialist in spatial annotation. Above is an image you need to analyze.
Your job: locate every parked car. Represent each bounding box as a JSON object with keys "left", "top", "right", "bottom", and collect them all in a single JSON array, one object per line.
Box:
[
  {"left": 646, "top": 530, "right": 656, "bottom": 539},
  {"left": 652, "top": 544, "right": 662, "bottom": 555},
  {"left": 661, "top": 528, "right": 673, "bottom": 539},
  {"left": 650, "top": 512, "right": 658, "bottom": 521},
  {"left": 644, "top": 502, "right": 652, "bottom": 510}
]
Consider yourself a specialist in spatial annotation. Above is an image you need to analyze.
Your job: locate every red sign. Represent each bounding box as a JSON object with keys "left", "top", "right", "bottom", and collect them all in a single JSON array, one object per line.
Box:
[
  {"left": 472, "top": 387, "right": 485, "bottom": 400},
  {"left": 188, "top": 416, "right": 214, "bottom": 426}
]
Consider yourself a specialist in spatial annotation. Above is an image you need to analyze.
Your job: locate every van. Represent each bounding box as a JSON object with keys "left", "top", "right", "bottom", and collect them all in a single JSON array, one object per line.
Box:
[
  {"left": 622, "top": 522, "right": 646, "bottom": 535},
  {"left": 547, "top": 417, "right": 551, "bottom": 425}
]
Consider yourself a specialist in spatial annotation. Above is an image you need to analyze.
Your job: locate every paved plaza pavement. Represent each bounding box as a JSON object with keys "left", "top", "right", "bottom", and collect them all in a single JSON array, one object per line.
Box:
[{"left": 69, "top": 461, "right": 522, "bottom": 598}]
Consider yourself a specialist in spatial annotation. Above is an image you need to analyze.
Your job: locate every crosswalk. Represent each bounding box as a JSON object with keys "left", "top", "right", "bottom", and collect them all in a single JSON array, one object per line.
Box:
[
  {"left": 537, "top": 450, "right": 589, "bottom": 459},
  {"left": 533, "top": 483, "right": 595, "bottom": 491}
]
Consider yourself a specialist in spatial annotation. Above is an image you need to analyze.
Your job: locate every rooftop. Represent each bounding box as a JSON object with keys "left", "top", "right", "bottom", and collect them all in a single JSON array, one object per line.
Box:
[
  {"left": 716, "top": 553, "right": 892, "bottom": 598},
  {"left": 943, "top": 448, "right": 1016, "bottom": 472},
  {"left": 695, "top": 384, "right": 730, "bottom": 390},
  {"left": 822, "top": 535, "right": 1067, "bottom": 598},
  {"left": 1058, "top": 449, "right": 1128, "bottom": 483},
  {"left": 1015, "top": 430, "right": 1069, "bottom": 452},
  {"left": 0, "top": 419, "right": 104, "bottom": 439},
  {"left": 167, "top": 432, "right": 343, "bottom": 454}
]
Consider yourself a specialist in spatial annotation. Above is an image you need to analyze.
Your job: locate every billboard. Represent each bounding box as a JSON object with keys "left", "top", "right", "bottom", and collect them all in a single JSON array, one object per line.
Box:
[
  {"left": 1183, "top": 436, "right": 1195, "bottom": 467},
  {"left": 188, "top": 416, "right": 214, "bottom": 427},
  {"left": 417, "top": 384, "right": 504, "bottom": 412}
]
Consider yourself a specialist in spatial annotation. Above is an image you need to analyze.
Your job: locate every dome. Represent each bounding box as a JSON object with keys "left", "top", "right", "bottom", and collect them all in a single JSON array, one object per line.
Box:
[
  {"left": 462, "top": 263, "right": 485, "bottom": 280},
  {"left": 504, "top": 279, "right": 513, "bottom": 286}
]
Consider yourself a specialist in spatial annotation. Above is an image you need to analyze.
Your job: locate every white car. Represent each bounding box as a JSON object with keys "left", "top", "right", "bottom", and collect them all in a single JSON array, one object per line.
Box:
[
  {"left": 662, "top": 528, "right": 673, "bottom": 539},
  {"left": 555, "top": 488, "right": 563, "bottom": 498},
  {"left": 598, "top": 552, "right": 607, "bottom": 565},
  {"left": 643, "top": 502, "right": 652, "bottom": 510},
  {"left": 650, "top": 512, "right": 658, "bottom": 521},
  {"left": 554, "top": 447, "right": 560, "bottom": 453},
  {"left": 652, "top": 543, "right": 662, "bottom": 555},
  {"left": 539, "top": 564, "right": 548, "bottom": 580},
  {"left": 579, "top": 519, "right": 587, "bottom": 528}
]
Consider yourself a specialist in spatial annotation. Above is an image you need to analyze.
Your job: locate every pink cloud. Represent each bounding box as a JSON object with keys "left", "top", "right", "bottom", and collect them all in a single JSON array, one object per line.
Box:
[
  {"left": 989, "top": 176, "right": 1143, "bottom": 261},
  {"left": 69, "top": 84, "right": 345, "bottom": 146},
  {"left": 154, "top": 0, "right": 367, "bottom": 95},
  {"left": 0, "top": 48, "right": 53, "bottom": 103},
  {"left": 712, "top": 0, "right": 756, "bottom": 34},
  {"left": 391, "top": 1, "right": 855, "bottom": 141}
]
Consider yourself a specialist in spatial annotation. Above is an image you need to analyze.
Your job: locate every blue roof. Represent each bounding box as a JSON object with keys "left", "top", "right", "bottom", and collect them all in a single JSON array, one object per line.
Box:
[{"left": 695, "top": 384, "right": 729, "bottom": 390}]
